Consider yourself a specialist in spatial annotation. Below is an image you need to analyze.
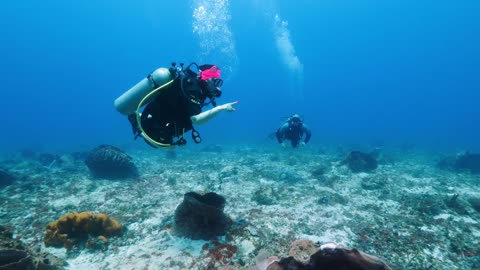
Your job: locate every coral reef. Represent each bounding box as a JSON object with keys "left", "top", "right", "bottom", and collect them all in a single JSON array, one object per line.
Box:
[
  {"left": 288, "top": 240, "right": 319, "bottom": 262},
  {"left": 44, "top": 212, "right": 122, "bottom": 250},
  {"left": 17, "top": 149, "right": 63, "bottom": 167},
  {"left": 468, "top": 197, "right": 480, "bottom": 213},
  {"left": 361, "top": 174, "right": 388, "bottom": 190},
  {"left": 204, "top": 241, "right": 239, "bottom": 267},
  {"left": 84, "top": 145, "right": 138, "bottom": 179},
  {"left": 174, "top": 192, "right": 232, "bottom": 240},
  {"left": 310, "top": 166, "right": 328, "bottom": 178},
  {"left": 0, "top": 225, "right": 65, "bottom": 269},
  {"left": 1, "top": 145, "right": 480, "bottom": 269},
  {"left": 252, "top": 187, "right": 278, "bottom": 205},
  {"left": 37, "top": 153, "right": 63, "bottom": 167},
  {"left": 436, "top": 156, "right": 456, "bottom": 171},
  {"left": 69, "top": 150, "right": 90, "bottom": 162},
  {"left": 342, "top": 151, "right": 378, "bottom": 173},
  {"left": 437, "top": 152, "right": 480, "bottom": 174},
  {"left": 454, "top": 152, "right": 480, "bottom": 174},
  {"left": 316, "top": 191, "right": 348, "bottom": 206},
  {"left": 202, "top": 144, "right": 224, "bottom": 153},
  {"left": 445, "top": 194, "right": 469, "bottom": 215},
  {"left": 0, "top": 168, "right": 15, "bottom": 188}
]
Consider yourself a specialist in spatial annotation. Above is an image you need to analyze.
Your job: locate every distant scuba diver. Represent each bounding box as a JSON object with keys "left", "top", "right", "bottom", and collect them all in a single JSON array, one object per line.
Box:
[
  {"left": 275, "top": 114, "right": 311, "bottom": 148},
  {"left": 114, "top": 62, "right": 237, "bottom": 148}
]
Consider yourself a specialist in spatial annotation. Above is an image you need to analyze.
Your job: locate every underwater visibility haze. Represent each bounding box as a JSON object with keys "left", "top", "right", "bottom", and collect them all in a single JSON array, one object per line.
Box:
[{"left": 0, "top": 0, "right": 478, "bottom": 151}]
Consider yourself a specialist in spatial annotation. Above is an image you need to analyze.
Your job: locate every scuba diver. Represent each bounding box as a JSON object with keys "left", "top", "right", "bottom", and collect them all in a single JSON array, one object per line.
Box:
[
  {"left": 275, "top": 114, "right": 311, "bottom": 148},
  {"left": 114, "top": 62, "right": 237, "bottom": 148}
]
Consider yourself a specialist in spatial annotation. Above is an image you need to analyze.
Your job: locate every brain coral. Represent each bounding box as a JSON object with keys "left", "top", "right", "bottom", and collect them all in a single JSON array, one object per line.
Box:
[{"left": 84, "top": 145, "right": 138, "bottom": 179}]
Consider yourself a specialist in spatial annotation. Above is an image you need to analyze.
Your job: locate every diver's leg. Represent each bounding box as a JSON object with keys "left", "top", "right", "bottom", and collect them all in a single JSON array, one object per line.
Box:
[
  {"left": 291, "top": 140, "right": 299, "bottom": 148},
  {"left": 275, "top": 129, "right": 283, "bottom": 144}
]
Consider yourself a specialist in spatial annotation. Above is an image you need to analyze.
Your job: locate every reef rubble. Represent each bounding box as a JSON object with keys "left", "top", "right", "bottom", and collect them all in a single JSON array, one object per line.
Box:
[{"left": 0, "top": 144, "right": 479, "bottom": 269}]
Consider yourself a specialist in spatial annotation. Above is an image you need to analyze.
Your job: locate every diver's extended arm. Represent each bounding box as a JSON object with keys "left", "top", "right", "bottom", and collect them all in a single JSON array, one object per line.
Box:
[{"left": 190, "top": 101, "right": 238, "bottom": 125}]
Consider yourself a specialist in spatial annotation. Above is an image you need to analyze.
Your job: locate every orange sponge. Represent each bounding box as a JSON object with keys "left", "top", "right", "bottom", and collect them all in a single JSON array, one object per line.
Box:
[{"left": 44, "top": 212, "right": 122, "bottom": 250}]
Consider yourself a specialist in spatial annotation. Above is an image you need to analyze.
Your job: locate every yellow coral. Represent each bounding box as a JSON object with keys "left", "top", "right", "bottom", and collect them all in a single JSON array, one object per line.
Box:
[{"left": 44, "top": 212, "right": 122, "bottom": 249}]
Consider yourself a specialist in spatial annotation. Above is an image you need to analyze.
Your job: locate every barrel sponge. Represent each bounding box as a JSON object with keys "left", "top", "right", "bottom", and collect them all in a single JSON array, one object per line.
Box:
[
  {"left": 44, "top": 212, "right": 122, "bottom": 249},
  {"left": 174, "top": 192, "right": 232, "bottom": 240},
  {"left": 342, "top": 151, "right": 378, "bottom": 173}
]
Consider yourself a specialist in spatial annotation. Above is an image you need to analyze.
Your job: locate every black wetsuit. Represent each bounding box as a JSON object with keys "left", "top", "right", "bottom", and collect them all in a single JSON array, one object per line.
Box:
[
  {"left": 139, "top": 70, "right": 207, "bottom": 145},
  {"left": 276, "top": 122, "right": 312, "bottom": 148}
]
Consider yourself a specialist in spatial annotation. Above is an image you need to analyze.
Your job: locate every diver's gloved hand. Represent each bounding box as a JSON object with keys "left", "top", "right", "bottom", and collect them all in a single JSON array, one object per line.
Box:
[
  {"left": 281, "top": 142, "right": 286, "bottom": 148},
  {"left": 300, "top": 142, "right": 306, "bottom": 147},
  {"left": 191, "top": 101, "right": 238, "bottom": 125},
  {"left": 218, "top": 101, "right": 238, "bottom": 112}
]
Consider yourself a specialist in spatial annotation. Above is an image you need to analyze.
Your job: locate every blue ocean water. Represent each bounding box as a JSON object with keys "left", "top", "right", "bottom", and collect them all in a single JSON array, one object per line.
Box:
[{"left": 1, "top": 0, "right": 479, "bottom": 153}]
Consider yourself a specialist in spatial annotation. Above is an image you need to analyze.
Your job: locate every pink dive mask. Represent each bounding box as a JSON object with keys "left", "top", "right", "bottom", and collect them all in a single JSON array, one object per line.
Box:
[
  {"left": 199, "top": 65, "right": 223, "bottom": 99},
  {"left": 200, "top": 65, "right": 221, "bottom": 80}
]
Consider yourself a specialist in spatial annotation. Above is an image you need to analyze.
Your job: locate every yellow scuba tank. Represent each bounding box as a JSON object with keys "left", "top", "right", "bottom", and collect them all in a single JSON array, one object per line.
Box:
[{"left": 114, "top": 67, "right": 172, "bottom": 115}]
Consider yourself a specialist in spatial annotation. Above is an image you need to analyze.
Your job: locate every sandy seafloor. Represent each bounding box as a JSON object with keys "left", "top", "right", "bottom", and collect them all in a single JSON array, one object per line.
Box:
[{"left": 1, "top": 143, "right": 479, "bottom": 270}]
